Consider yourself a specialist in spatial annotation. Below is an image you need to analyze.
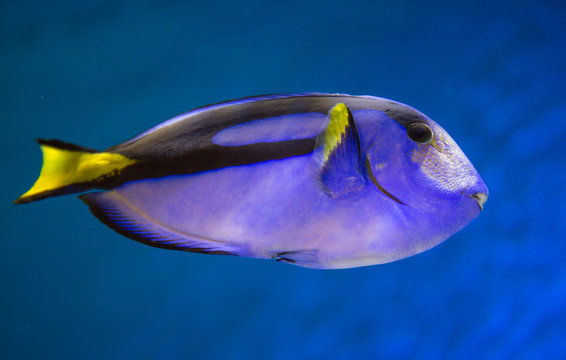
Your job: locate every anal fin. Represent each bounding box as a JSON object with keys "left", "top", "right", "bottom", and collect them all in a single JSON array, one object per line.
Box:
[{"left": 79, "top": 191, "right": 243, "bottom": 256}]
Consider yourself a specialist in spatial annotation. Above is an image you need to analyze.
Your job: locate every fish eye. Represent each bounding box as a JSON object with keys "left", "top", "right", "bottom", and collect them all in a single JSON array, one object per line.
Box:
[{"left": 407, "top": 123, "right": 433, "bottom": 144}]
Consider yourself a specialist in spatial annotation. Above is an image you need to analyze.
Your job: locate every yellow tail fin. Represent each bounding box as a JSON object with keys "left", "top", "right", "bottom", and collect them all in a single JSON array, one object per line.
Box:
[{"left": 14, "top": 139, "right": 136, "bottom": 204}]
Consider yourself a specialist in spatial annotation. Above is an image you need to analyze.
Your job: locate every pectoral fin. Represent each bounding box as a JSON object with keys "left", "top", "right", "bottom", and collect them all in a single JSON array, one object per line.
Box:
[{"left": 315, "top": 103, "right": 366, "bottom": 196}]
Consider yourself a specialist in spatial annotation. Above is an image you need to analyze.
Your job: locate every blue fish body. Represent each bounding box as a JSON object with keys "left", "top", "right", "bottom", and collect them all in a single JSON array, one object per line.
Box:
[{"left": 16, "top": 94, "right": 488, "bottom": 269}]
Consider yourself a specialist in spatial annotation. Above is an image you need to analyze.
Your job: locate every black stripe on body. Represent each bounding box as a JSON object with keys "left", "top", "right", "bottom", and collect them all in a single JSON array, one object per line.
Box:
[
  {"left": 97, "top": 94, "right": 428, "bottom": 188},
  {"left": 102, "top": 138, "right": 317, "bottom": 189}
]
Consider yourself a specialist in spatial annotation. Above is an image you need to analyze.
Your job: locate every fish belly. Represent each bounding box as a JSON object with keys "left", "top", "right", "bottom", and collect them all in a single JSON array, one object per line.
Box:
[
  {"left": 98, "top": 155, "right": 424, "bottom": 268},
  {"left": 109, "top": 155, "right": 323, "bottom": 252}
]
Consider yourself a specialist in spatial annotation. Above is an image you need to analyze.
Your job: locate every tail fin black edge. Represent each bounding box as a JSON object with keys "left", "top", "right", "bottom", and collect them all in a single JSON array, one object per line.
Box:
[
  {"left": 35, "top": 138, "right": 99, "bottom": 153},
  {"left": 13, "top": 184, "right": 89, "bottom": 204}
]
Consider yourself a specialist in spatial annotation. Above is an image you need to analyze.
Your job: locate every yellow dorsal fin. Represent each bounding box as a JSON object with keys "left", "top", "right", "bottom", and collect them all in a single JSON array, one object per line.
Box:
[
  {"left": 315, "top": 103, "right": 365, "bottom": 196},
  {"left": 319, "top": 103, "right": 352, "bottom": 163},
  {"left": 15, "top": 139, "right": 136, "bottom": 204}
]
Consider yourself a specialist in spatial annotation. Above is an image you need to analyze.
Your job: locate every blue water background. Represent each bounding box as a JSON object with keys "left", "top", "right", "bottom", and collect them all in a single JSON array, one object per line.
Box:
[{"left": 2, "top": 0, "right": 565, "bottom": 359}]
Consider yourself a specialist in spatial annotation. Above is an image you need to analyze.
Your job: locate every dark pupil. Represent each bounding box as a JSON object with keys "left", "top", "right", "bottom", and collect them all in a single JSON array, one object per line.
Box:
[{"left": 407, "top": 123, "right": 432, "bottom": 143}]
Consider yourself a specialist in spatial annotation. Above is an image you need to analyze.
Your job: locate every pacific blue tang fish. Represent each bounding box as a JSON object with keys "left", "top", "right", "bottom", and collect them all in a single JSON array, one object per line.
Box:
[{"left": 15, "top": 93, "right": 488, "bottom": 269}]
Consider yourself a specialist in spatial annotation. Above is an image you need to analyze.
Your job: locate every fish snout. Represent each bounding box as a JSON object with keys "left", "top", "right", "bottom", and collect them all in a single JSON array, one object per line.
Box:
[
  {"left": 466, "top": 178, "right": 488, "bottom": 212},
  {"left": 471, "top": 192, "right": 488, "bottom": 211}
]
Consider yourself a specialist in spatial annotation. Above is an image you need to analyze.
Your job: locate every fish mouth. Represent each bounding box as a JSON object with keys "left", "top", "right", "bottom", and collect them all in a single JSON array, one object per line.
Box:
[
  {"left": 471, "top": 192, "right": 488, "bottom": 211},
  {"left": 365, "top": 157, "right": 405, "bottom": 205}
]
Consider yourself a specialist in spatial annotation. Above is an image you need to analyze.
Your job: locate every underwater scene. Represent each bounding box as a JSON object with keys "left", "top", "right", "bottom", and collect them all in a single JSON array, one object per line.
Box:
[{"left": 2, "top": 0, "right": 565, "bottom": 359}]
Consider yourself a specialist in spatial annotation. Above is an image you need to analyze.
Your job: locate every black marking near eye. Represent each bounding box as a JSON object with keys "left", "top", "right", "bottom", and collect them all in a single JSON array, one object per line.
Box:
[{"left": 407, "top": 123, "right": 433, "bottom": 144}]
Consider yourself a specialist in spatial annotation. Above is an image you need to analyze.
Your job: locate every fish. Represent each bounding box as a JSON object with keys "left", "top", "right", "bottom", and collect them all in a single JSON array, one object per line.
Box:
[{"left": 14, "top": 93, "right": 488, "bottom": 269}]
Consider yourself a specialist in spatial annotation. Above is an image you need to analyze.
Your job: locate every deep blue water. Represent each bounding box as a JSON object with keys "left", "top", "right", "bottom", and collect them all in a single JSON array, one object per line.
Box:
[{"left": 2, "top": 0, "right": 566, "bottom": 359}]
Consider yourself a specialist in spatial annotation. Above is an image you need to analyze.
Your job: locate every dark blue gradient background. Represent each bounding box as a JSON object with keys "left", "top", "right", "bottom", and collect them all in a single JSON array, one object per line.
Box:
[{"left": 2, "top": 1, "right": 565, "bottom": 359}]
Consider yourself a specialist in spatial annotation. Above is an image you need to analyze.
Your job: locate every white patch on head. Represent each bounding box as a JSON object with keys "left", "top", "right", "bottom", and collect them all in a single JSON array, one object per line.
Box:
[{"left": 410, "top": 126, "right": 477, "bottom": 192}]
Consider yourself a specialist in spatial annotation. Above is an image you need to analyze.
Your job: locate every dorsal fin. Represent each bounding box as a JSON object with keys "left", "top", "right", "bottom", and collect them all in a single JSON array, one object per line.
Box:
[{"left": 315, "top": 103, "right": 366, "bottom": 196}]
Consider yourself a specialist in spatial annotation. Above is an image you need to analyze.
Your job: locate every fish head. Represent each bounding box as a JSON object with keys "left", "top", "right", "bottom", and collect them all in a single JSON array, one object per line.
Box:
[{"left": 363, "top": 106, "right": 488, "bottom": 222}]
